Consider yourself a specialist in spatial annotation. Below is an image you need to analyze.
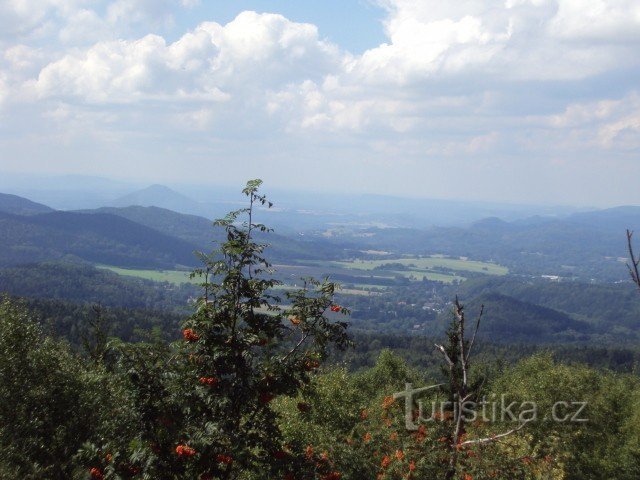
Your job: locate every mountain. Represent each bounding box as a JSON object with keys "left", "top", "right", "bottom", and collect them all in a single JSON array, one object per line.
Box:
[
  {"left": 85, "top": 205, "right": 216, "bottom": 246},
  {"left": 0, "top": 193, "right": 54, "bottom": 216},
  {"left": 565, "top": 206, "right": 640, "bottom": 232},
  {"left": 0, "top": 210, "right": 198, "bottom": 268},
  {"left": 457, "top": 276, "right": 640, "bottom": 334},
  {"left": 453, "top": 293, "right": 593, "bottom": 343},
  {"left": 111, "top": 185, "right": 210, "bottom": 217},
  {"left": 81, "top": 205, "right": 347, "bottom": 262}
]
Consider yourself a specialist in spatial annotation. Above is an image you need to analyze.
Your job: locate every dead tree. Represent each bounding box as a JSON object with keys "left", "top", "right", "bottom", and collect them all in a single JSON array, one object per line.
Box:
[
  {"left": 626, "top": 230, "right": 640, "bottom": 291},
  {"left": 435, "top": 297, "right": 530, "bottom": 479}
]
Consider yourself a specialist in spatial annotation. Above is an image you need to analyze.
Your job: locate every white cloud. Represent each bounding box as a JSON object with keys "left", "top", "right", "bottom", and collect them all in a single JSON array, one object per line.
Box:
[
  {"left": 27, "top": 11, "right": 341, "bottom": 106},
  {"left": 0, "top": 0, "right": 193, "bottom": 45},
  {"left": 2, "top": 1, "right": 640, "bottom": 204}
]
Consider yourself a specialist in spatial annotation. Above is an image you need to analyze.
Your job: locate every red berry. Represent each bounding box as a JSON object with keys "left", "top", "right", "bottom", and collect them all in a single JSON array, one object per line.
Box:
[
  {"left": 183, "top": 329, "right": 200, "bottom": 342},
  {"left": 198, "top": 376, "right": 219, "bottom": 387},
  {"left": 259, "top": 392, "right": 275, "bottom": 404},
  {"left": 216, "top": 454, "right": 233, "bottom": 464},
  {"left": 89, "top": 468, "right": 104, "bottom": 480},
  {"left": 175, "top": 444, "right": 196, "bottom": 457}
]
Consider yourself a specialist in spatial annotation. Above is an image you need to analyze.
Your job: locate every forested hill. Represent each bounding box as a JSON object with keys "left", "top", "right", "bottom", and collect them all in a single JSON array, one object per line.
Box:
[
  {"left": 0, "top": 210, "right": 198, "bottom": 268},
  {"left": 0, "top": 262, "right": 194, "bottom": 310},
  {"left": 0, "top": 192, "right": 54, "bottom": 216},
  {"left": 451, "top": 293, "right": 593, "bottom": 343},
  {"left": 0, "top": 193, "right": 347, "bottom": 269},
  {"left": 81, "top": 205, "right": 344, "bottom": 261},
  {"left": 456, "top": 276, "right": 640, "bottom": 330}
]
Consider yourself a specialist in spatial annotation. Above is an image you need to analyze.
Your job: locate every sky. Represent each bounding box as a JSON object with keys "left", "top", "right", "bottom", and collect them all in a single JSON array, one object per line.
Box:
[{"left": 0, "top": 0, "right": 639, "bottom": 206}]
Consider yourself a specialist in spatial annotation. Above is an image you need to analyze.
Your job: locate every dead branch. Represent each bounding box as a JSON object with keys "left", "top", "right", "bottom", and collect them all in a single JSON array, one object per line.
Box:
[
  {"left": 465, "top": 304, "right": 484, "bottom": 363},
  {"left": 435, "top": 343, "right": 454, "bottom": 367},
  {"left": 627, "top": 230, "right": 640, "bottom": 290},
  {"left": 461, "top": 419, "right": 532, "bottom": 446}
]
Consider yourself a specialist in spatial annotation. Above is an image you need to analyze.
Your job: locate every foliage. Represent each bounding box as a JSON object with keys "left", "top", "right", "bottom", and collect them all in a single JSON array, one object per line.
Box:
[
  {"left": 0, "top": 295, "right": 116, "bottom": 479},
  {"left": 80, "top": 180, "right": 351, "bottom": 479}
]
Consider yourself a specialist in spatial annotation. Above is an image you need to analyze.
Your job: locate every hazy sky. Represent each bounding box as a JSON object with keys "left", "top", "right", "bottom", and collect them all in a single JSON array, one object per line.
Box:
[{"left": 1, "top": 0, "right": 639, "bottom": 206}]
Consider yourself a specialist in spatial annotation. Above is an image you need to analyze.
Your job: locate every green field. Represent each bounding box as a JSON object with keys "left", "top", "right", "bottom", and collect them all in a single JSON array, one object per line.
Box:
[
  {"left": 98, "top": 255, "right": 506, "bottom": 288},
  {"left": 333, "top": 256, "right": 508, "bottom": 275},
  {"left": 309, "top": 255, "right": 508, "bottom": 283},
  {"left": 97, "top": 266, "right": 197, "bottom": 285}
]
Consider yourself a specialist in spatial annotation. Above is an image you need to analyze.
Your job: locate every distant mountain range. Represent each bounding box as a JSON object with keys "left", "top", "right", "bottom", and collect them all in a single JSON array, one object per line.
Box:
[
  {"left": 0, "top": 173, "right": 589, "bottom": 228},
  {"left": 82, "top": 205, "right": 344, "bottom": 262},
  {"left": 3, "top": 189, "right": 640, "bottom": 345},
  {"left": 0, "top": 192, "right": 345, "bottom": 269},
  {"left": 319, "top": 206, "right": 640, "bottom": 281},
  {"left": 1, "top": 187, "right": 640, "bottom": 280}
]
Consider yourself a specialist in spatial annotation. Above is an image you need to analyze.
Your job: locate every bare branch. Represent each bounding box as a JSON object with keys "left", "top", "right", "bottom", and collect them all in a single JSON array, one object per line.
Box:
[
  {"left": 281, "top": 331, "right": 310, "bottom": 363},
  {"left": 627, "top": 230, "right": 640, "bottom": 290},
  {"left": 453, "top": 296, "right": 464, "bottom": 322},
  {"left": 454, "top": 297, "right": 468, "bottom": 392},
  {"left": 435, "top": 343, "right": 454, "bottom": 367},
  {"left": 461, "top": 420, "right": 531, "bottom": 446},
  {"left": 465, "top": 304, "right": 484, "bottom": 364}
]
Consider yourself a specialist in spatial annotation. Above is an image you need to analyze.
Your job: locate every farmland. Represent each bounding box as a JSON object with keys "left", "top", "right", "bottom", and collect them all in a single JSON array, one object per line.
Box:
[
  {"left": 97, "top": 265, "right": 197, "bottom": 285},
  {"left": 98, "top": 255, "right": 507, "bottom": 289}
]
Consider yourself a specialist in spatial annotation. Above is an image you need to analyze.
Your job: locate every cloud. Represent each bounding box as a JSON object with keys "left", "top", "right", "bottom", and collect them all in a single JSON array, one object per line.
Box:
[
  {"left": 27, "top": 11, "right": 341, "bottom": 106},
  {"left": 0, "top": 0, "right": 192, "bottom": 45},
  {"left": 1, "top": 1, "right": 640, "bottom": 204}
]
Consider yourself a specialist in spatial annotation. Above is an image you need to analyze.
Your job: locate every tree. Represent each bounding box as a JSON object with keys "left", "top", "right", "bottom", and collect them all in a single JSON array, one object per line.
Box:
[
  {"left": 87, "top": 180, "right": 351, "bottom": 479},
  {"left": 433, "top": 298, "right": 537, "bottom": 479},
  {"left": 0, "top": 295, "right": 110, "bottom": 479}
]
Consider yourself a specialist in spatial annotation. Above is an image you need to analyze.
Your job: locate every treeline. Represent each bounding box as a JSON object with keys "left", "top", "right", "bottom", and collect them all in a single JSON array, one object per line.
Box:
[
  {"left": 335, "top": 331, "right": 640, "bottom": 374},
  {"left": 10, "top": 293, "right": 640, "bottom": 377}
]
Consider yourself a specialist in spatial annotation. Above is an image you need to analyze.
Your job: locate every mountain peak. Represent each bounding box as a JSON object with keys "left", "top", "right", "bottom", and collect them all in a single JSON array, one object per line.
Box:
[{"left": 111, "top": 185, "right": 204, "bottom": 216}]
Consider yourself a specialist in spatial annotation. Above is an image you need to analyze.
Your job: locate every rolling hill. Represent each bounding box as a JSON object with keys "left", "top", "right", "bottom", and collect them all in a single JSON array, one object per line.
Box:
[
  {"left": 80, "top": 205, "right": 347, "bottom": 262},
  {"left": 323, "top": 207, "right": 639, "bottom": 281},
  {"left": 0, "top": 193, "right": 54, "bottom": 216},
  {"left": 111, "top": 184, "right": 210, "bottom": 216},
  {"left": 0, "top": 210, "right": 198, "bottom": 268},
  {"left": 452, "top": 292, "right": 593, "bottom": 343}
]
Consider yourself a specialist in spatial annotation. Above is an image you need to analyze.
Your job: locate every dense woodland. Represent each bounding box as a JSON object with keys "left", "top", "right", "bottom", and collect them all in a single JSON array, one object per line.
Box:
[{"left": 1, "top": 183, "right": 640, "bottom": 479}]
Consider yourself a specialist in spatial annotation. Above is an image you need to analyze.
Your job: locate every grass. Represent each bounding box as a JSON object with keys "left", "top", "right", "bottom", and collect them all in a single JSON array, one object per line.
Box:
[
  {"left": 304, "top": 255, "right": 509, "bottom": 284},
  {"left": 331, "top": 256, "right": 508, "bottom": 275},
  {"left": 98, "top": 254, "right": 506, "bottom": 288},
  {"left": 97, "top": 266, "right": 197, "bottom": 285}
]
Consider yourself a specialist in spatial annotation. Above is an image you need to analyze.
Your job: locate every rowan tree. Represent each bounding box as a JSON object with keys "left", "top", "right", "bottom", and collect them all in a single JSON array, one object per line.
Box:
[{"left": 81, "top": 180, "right": 350, "bottom": 479}]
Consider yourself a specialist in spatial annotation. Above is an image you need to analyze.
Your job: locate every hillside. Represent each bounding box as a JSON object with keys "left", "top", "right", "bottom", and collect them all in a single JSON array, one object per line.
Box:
[
  {"left": 0, "top": 210, "right": 198, "bottom": 268},
  {"left": 456, "top": 276, "right": 640, "bottom": 333},
  {"left": 0, "top": 262, "right": 194, "bottom": 310},
  {"left": 450, "top": 292, "right": 593, "bottom": 343},
  {"left": 0, "top": 193, "right": 54, "bottom": 216},
  {"left": 83, "top": 205, "right": 346, "bottom": 262}
]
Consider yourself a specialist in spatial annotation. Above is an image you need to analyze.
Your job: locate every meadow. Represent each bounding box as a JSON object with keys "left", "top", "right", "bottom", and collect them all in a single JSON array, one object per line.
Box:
[{"left": 98, "top": 255, "right": 507, "bottom": 288}]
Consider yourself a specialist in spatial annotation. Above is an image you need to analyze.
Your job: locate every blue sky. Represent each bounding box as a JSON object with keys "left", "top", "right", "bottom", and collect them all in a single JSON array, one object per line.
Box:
[
  {"left": 0, "top": 0, "right": 639, "bottom": 206},
  {"left": 176, "top": 1, "right": 387, "bottom": 53}
]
